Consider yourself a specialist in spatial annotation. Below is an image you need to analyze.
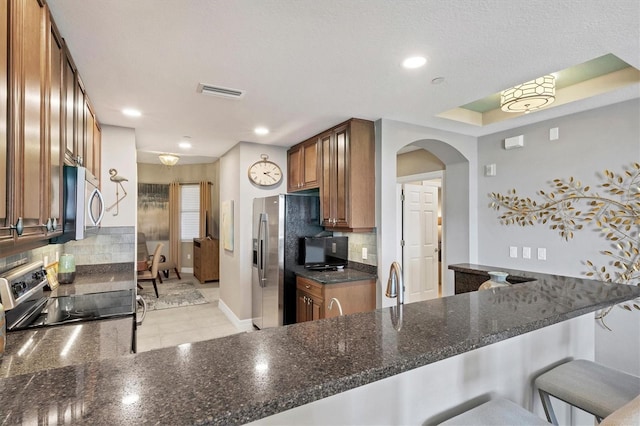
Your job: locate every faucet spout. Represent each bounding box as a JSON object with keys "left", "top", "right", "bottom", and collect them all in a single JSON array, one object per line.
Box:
[
  {"left": 386, "top": 262, "right": 404, "bottom": 306},
  {"left": 328, "top": 297, "right": 343, "bottom": 316}
]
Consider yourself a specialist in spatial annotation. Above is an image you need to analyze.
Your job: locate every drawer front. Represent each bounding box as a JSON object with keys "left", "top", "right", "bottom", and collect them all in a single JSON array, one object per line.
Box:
[{"left": 296, "top": 277, "right": 323, "bottom": 299}]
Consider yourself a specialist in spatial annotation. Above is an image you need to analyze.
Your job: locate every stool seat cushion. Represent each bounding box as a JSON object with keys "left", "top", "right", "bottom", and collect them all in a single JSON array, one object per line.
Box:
[
  {"left": 535, "top": 359, "right": 640, "bottom": 420},
  {"left": 440, "top": 398, "right": 549, "bottom": 425}
]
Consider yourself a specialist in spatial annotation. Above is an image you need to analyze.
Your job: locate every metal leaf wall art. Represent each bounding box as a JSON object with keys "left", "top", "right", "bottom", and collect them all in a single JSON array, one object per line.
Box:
[{"left": 489, "top": 163, "right": 640, "bottom": 328}]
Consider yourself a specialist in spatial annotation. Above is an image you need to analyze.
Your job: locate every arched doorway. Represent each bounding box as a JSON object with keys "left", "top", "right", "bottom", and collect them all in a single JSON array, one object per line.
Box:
[{"left": 376, "top": 119, "right": 477, "bottom": 307}]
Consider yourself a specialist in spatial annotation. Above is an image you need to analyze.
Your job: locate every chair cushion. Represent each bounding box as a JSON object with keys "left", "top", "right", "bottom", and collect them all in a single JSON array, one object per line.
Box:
[
  {"left": 440, "top": 398, "right": 548, "bottom": 425},
  {"left": 535, "top": 359, "right": 640, "bottom": 419}
]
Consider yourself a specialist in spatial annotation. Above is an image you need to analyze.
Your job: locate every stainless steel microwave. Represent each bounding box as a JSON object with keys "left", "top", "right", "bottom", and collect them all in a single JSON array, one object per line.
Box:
[{"left": 57, "top": 166, "right": 105, "bottom": 242}]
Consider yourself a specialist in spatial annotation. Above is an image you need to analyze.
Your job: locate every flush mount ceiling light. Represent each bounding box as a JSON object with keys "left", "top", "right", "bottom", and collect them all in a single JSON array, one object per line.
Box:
[
  {"left": 254, "top": 127, "right": 269, "bottom": 136},
  {"left": 402, "top": 56, "right": 427, "bottom": 69},
  {"left": 500, "top": 75, "right": 556, "bottom": 113},
  {"left": 122, "top": 108, "right": 142, "bottom": 117},
  {"left": 158, "top": 153, "right": 180, "bottom": 166}
]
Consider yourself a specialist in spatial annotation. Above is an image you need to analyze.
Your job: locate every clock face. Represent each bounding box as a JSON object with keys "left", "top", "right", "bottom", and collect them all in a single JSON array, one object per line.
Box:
[{"left": 248, "top": 160, "right": 283, "bottom": 186}]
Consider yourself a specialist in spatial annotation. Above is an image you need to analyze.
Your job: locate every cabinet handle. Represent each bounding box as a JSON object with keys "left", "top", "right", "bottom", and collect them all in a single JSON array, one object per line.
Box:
[
  {"left": 43, "top": 218, "right": 53, "bottom": 232},
  {"left": 52, "top": 217, "right": 58, "bottom": 230},
  {"left": 10, "top": 217, "right": 24, "bottom": 236}
]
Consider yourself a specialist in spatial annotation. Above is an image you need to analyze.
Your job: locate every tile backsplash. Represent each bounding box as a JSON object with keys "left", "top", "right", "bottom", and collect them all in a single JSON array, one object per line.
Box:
[
  {"left": 0, "top": 226, "right": 135, "bottom": 273},
  {"left": 334, "top": 230, "right": 377, "bottom": 267}
]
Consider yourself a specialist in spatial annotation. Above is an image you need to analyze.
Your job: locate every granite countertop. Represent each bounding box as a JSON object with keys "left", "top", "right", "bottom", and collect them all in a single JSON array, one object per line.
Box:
[
  {"left": 0, "top": 317, "right": 134, "bottom": 378},
  {"left": 0, "top": 267, "right": 638, "bottom": 424},
  {"left": 293, "top": 265, "right": 377, "bottom": 284}
]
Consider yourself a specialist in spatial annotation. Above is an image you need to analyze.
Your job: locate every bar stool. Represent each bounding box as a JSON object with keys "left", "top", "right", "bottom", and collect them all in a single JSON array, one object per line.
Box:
[
  {"left": 535, "top": 359, "right": 640, "bottom": 425},
  {"left": 439, "top": 398, "right": 549, "bottom": 425}
]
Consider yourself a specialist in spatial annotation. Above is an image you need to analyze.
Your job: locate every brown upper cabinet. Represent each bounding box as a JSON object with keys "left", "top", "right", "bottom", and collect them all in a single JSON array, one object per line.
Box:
[
  {"left": 0, "top": 0, "right": 99, "bottom": 256},
  {"left": 320, "top": 119, "right": 375, "bottom": 232},
  {"left": 287, "top": 118, "right": 375, "bottom": 232},
  {"left": 287, "top": 137, "right": 320, "bottom": 192},
  {"left": 0, "top": 0, "right": 50, "bottom": 254}
]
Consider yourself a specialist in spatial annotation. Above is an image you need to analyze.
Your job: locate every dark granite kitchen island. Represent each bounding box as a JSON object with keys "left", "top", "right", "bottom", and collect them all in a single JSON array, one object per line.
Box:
[{"left": 0, "top": 267, "right": 638, "bottom": 425}]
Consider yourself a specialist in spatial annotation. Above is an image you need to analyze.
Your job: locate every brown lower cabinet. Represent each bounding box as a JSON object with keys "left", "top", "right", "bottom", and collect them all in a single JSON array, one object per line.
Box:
[{"left": 296, "top": 276, "right": 376, "bottom": 323}]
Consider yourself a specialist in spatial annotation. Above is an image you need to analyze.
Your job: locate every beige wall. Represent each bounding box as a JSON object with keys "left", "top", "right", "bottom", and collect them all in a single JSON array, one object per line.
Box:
[
  {"left": 397, "top": 149, "right": 445, "bottom": 177},
  {"left": 219, "top": 142, "right": 288, "bottom": 327},
  {"left": 137, "top": 162, "right": 220, "bottom": 268}
]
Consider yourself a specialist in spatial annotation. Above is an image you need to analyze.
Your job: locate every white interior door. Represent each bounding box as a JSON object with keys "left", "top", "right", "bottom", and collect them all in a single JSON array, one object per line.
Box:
[{"left": 403, "top": 183, "right": 439, "bottom": 303}]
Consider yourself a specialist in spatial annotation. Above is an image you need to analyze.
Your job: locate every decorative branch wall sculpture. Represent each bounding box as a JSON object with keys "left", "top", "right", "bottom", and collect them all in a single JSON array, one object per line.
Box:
[{"left": 489, "top": 163, "right": 640, "bottom": 327}]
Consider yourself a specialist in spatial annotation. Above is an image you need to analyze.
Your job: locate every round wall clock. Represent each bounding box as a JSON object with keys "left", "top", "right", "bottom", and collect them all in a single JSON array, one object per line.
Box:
[{"left": 248, "top": 154, "right": 283, "bottom": 187}]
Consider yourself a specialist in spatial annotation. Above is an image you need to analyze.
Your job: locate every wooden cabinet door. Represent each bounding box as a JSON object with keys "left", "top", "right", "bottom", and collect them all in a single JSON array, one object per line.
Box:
[
  {"left": 320, "top": 132, "right": 333, "bottom": 225},
  {"left": 310, "top": 296, "right": 323, "bottom": 321},
  {"left": 62, "top": 51, "right": 76, "bottom": 165},
  {"left": 0, "top": 0, "right": 10, "bottom": 245},
  {"left": 8, "top": 0, "right": 47, "bottom": 242},
  {"left": 74, "top": 78, "right": 85, "bottom": 166},
  {"left": 321, "top": 126, "right": 348, "bottom": 228},
  {"left": 288, "top": 138, "right": 320, "bottom": 192},
  {"left": 287, "top": 145, "right": 302, "bottom": 192},
  {"left": 296, "top": 290, "right": 308, "bottom": 323},
  {"left": 332, "top": 125, "right": 349, "bottom": 228},
  {"left": 46, "top": 15, "right": 63, "bottom": 236}
]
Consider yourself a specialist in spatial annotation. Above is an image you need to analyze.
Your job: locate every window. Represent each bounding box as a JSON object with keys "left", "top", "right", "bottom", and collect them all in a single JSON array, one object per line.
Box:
[{"left": 180, "top": 184, "right": 200, "bottom": 241}]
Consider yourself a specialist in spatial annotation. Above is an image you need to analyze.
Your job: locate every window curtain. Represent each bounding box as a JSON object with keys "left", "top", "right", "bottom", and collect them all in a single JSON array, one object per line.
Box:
[
  {"left": 169, "top": 182, "right": 181, "bottom": 269},
  {"left": 199, "top": 181, "right": 212, "bottom": 237}
]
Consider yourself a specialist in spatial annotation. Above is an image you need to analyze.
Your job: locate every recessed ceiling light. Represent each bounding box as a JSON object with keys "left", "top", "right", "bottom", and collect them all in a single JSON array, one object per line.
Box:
[
  {"left": 254, "top": 127, "right": 269, "bottom": 136},
  {"left": 402, "top": 56, "right": 427, "bottom": 69},
  {"left": 122, "top": 108, "right": 141, "bottom": 117},
  {"left": 179, "top": 141, "right": 192, "bottom": 149}
]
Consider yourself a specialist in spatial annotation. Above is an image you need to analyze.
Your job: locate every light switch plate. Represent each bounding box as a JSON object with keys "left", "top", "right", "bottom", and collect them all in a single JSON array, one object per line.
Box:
[
  {"left": 550, "top": 127, "right": 559, "bottom": 141},
  {"left": 523, "top": 247, "right": 531, "bottom": 259},
  {"left": 362, "top": 247, "right": 367, "bottom": 260},
  {"left": 538, "top": 248, "right": 547, "bottom": 260},
  {"left": 509, "top": 246, "right": 518, "bottom": 258},
  {"left": 332, "top": 242, "right": 337, "bottom": 253}
]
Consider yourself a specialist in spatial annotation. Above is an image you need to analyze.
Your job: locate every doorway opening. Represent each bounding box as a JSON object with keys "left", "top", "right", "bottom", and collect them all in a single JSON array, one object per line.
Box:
[{"left": 397, "top": 146, "right": 444, "bottom": 302}]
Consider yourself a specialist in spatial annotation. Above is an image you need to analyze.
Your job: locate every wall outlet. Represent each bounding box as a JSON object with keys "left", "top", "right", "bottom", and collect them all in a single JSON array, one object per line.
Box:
[
  {"left": 522, "top": 246, "right": 531, "bottom": 259},
  {"left": 332, "top": 242, "right": 337, "bottom": 253},
  {"left": 362, "top": 247, "right": 367, "bottom": 260},
  {"left": 538, "top": 248, "right": 547, "bottom": 260},
  {"left": 509, "top": 246, "right": 518, "bottom": 258},
  {"left": 187, "top": 254, "right": 191, "bottom": 259},
  {"left": 550, "top": 127, "right": 559, "bottom": 141}
]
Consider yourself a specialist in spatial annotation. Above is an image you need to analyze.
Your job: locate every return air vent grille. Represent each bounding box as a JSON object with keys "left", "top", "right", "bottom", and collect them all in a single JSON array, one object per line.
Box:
[{"left": 196, "top": 83, "right": 245, "bottom": 99}]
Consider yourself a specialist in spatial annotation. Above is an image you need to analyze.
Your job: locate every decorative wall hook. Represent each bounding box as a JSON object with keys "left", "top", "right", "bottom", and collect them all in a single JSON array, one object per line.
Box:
[{"left": 105, "top": 168, "right": 128, "bottom": 216}]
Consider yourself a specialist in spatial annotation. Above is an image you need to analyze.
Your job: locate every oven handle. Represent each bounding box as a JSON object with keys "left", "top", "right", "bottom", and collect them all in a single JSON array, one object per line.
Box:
[{"left": 136, "top": 294, "right": 147, "bottom": 326}]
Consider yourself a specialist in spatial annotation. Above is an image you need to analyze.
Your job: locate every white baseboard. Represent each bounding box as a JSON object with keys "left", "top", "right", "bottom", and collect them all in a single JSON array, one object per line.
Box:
[
  {"left": 218, "top": 298, "right": 254, "bottom": 332},
  {"left": 181, "top": 267, "right": 194, "bottom": 273}
]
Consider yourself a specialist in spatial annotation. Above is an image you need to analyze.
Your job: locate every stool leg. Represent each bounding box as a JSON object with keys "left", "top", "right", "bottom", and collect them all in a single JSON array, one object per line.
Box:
[
  {"left": 175, "top": 268, "right": 181, "bottom": 280},
  {"left": 539, "top": 389, "right": 559, "bottom": 425}
]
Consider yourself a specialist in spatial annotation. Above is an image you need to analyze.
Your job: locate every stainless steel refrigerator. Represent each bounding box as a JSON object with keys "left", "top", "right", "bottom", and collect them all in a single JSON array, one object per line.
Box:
[{"left": 252, "top": 194, "right": 323, "bottom": 329}]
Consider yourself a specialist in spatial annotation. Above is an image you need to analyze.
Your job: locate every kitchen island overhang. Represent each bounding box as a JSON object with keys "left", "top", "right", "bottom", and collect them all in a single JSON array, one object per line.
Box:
[{"left": 0, "top": 266, "right": 638, "bottom": 425}]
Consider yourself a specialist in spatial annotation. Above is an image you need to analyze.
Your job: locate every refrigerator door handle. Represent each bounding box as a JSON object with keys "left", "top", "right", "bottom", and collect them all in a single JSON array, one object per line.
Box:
[{"left": 258, "top": 213, "right": 268, "bottom": 287}]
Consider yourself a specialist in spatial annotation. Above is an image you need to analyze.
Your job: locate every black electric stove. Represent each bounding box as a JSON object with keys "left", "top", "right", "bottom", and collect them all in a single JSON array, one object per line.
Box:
[{"left": 1, "top": 261, "right": 135, "bottom": 332}]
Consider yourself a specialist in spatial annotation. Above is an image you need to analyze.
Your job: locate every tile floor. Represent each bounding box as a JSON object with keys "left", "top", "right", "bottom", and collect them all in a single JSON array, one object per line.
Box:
[{"left": 136, "top": 272, "right": 244, "bottom": 352}]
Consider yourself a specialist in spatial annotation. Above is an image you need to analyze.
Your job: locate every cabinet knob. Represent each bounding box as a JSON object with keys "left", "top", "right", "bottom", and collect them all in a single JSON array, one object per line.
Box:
[
  {"left": 10, "top": 217, "right": 24, "bottom": 236},
  {"left": 305, "top": 285, "right": 310, "bottom": 289}
]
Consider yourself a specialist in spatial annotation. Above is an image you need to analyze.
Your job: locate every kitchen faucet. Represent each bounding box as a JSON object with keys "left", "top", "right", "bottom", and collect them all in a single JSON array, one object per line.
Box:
[
  {"left": 386, "top": 262, "right": 404, "bottom": 330},
  {"left": 328, "top": 297, "right": 343, "bottom": 316}
]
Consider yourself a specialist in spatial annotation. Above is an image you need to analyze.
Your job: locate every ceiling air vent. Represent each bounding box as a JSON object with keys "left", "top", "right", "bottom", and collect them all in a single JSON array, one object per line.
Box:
[{"left": 196, "top": 83, "right": 245, "bottom": 99}]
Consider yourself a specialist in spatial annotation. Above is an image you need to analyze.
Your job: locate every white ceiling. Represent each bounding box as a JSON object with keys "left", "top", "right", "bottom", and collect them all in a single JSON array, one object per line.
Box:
[{"left": 47, "top": 0, "right": 640, "bottom": 164}]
